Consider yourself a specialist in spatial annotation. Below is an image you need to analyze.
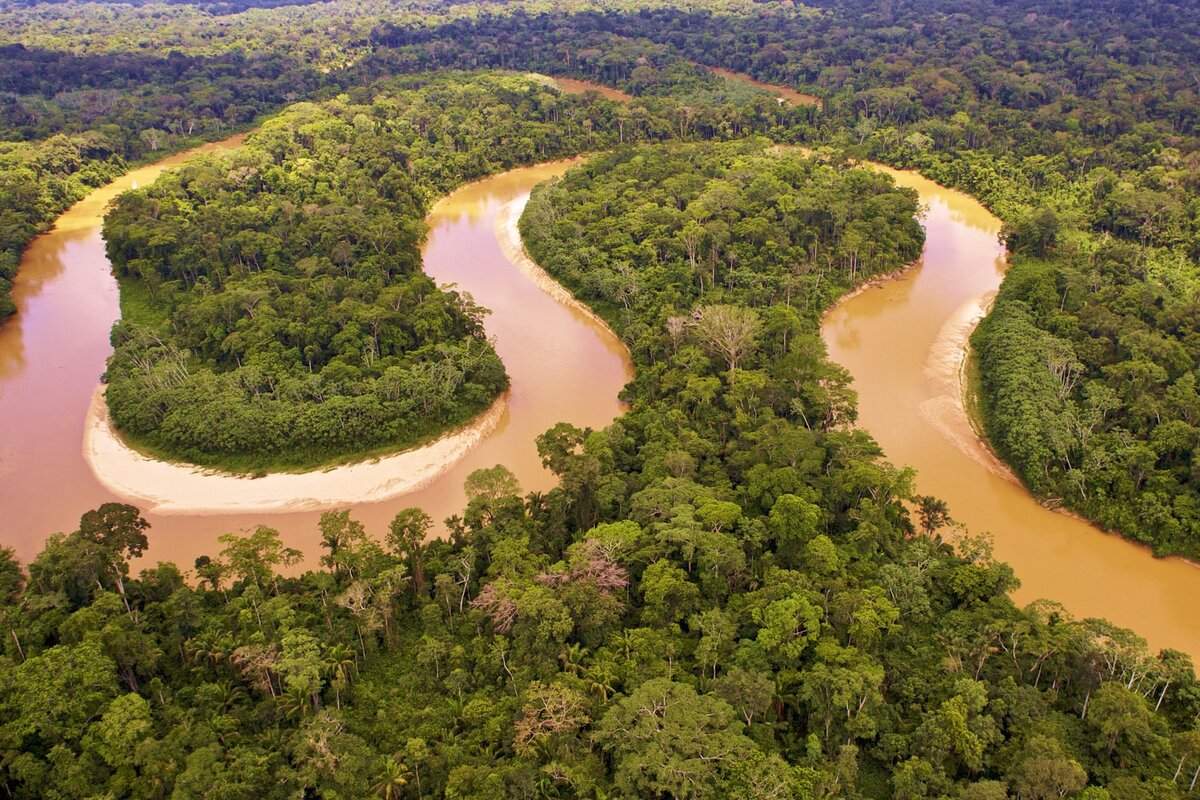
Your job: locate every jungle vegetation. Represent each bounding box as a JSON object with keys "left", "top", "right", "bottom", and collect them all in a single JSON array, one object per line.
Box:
[
  {"left": 2, "top": 125, "right": 1197, "bottom": 793},
  {"left": 521, "top": 140, "right": 925, "bottom": 332},
  {"left": 1, "top": 1, "right": 1199, "bottom": 797},
  {"left": 99, "top": 71, "right": 812, "bottom": 469}
]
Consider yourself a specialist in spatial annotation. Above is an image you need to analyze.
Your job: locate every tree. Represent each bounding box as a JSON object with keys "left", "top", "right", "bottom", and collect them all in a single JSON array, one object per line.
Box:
[
  {"left": 82, "top": 693, "right": 153, "bottom": 772},
  {"left": 278, "top": 628, "right": 326, "bottom": 713},
  {"left": 77, "top": 503, "right": 150, "bottom": 613},
  {"left": 217, "top": 526, "right": 301, "bottom": 592},
  {"left": 5, "top": 638, "right": 118, "bottom": 751},
  {"left": 1007, "top": 735, "right": 1088, "bottom": 800},
  {"left": 463, "top": 464, "right": 523, "bottom": 527},
  {"left": 372, "top": 755, "right": 410, "bottom": 800},
  {"left": 512, "top": 681, "right": 590, "bottom": 756},
  {"left": 640, "top": 561, "right": 700, "bottom": 624},
  {"left": 318, "top": 509, "right": 368, "bottom": 579},
  {"left": 463, "top": 464, "right": 522, "bottom": 502},
  {"left": 387, "top": 507, "right": 432, "bottom": 597},
  {"left": 0, "top": 547, "right": 24, "bottom": 603},
  {"left": 916, "top": 495, "right": 951, "bottom": 535},
  {"left": 595, "top": 679, "right": 758, "bottom": 799},
  {"left": 1087, "top": 683, "right": 1160, "bottom": 765},
  {"left": 692, "top": 304, "right": 761, "bottom": 380},
  {"left": 913, "top": 679, "right": 999, "bottom": 776},
  {"left": 958, "top": 781, "right": 1009, "bottom": 800},
  {"left": 712, "top": 668, "right": 775, "bottom": 726},
  {"left": 755, "top": 593, "right": 822, "bottom": 662},
  {"left": 1002, "top": 207, "right": 1060, "bottom": 256}
]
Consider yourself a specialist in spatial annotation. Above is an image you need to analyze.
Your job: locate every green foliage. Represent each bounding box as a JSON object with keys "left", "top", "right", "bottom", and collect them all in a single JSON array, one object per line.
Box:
[
  {"left": 521, "top": 139, "right": 924, "bottom": 339},
  {"left": 3, "top": 491, "right": 1194, "bottom": 797},
  {"left": 594, "top": 678, "right": 759, "bottom": 797},
  {"left": 3, "top": 0, "right": 1200, "bottom": 797},
  {"left": 0, "top": 135, "right": 126, "bottom": 323},
  {"left": 101, "top": 73, "right": 618, "bottom": 469},
  {"left": 974, "top": 244, "right": 1200, "bottom": 557}
]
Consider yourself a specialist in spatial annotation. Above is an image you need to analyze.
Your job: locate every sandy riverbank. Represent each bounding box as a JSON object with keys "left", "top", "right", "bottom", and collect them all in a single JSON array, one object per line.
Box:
[
  {"left": 79, "top": 167, "right": 619, "bottom": 517},
  {"left": 915, "top": 291, "right": 1021, "bottom": 482},
  {"left": 82, "top": 386, "right": 509, "bottom": 514},
  {"left": 920, "top": 293, "right": 1200, "bottom": 572},
  {"left": 494, "top": 196, "right": 619, "bottom": 336}
]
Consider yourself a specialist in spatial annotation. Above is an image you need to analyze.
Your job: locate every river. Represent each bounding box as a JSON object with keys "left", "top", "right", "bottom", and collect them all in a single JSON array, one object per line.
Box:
[
  {"left": 821, "top": 167, "right": 1200, "bottom": 659},
  {"left": 0, "top": 146, "right": 631, "bottom": 572},
  {"left": 709, "top": 67, "right": 821, "bottom": 107},
  {"left": 3, "top": 133, "right": 1198, "bottom": 661}
]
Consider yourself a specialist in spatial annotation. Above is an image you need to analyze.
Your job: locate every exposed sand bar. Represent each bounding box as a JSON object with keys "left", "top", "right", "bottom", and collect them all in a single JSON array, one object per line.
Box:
[
  {"left": 83, "top": 386, "right": 509, "bottom": 514},
  {"left": 80, "top": 163, "right": 632, "bottom": 517},
  {"left": 80, "top": 177, "right": 586, "bottom": 515},
  {"left": 553, "top": 77, "right": 633, "bottom": 102},
  {"left": 494, "top": 195, "right": 616, "bottom": 334}
]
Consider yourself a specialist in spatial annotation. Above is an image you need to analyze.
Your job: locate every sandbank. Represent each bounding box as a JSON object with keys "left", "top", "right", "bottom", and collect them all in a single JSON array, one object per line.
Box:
[{"left": 82, "top": 386, "right": 508, "bottom": 514}]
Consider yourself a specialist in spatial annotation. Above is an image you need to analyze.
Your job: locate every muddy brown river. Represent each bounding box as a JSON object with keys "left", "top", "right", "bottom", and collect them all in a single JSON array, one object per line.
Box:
[
  {"left": 0, "top": 146, "right": 630, "bottom": 573},
  {"left": 822, "top": 167, "right": 1200, "bottom": 659},
  {"left": 2, "top": 137, "right": 1197, "bottom": 660}
]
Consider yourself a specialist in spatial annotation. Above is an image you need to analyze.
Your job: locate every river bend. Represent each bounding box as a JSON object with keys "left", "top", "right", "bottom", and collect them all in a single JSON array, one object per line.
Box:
[
  {"left": 0, "top": 148, "right": 630, "bottom": 571},
  {"left": 822, "top": 167, "right": 1200, "bottom": 659},
  {"left": 1, "top": 138, "right": 1197, "bottom": 660}
]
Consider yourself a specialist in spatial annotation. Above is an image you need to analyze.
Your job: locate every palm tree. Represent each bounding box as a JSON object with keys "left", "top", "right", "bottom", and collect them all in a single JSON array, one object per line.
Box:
[
  {"left": 558, "top": 642, "right": 589, "bottom": 676},
  {"left": 277, "top": 684, "right": 310, "bottom": 721},
  {"left": 215, "top": 679, "right": 247, "bottom": 711},
  {"left": 372, "top": 755, "right": 411, "bottom": 800},
  {"left": 583, "top": 663, "right": 618, "bottom": 701},
  {"left": 324, "top": 642, "right": 358, "bottom": 708}
]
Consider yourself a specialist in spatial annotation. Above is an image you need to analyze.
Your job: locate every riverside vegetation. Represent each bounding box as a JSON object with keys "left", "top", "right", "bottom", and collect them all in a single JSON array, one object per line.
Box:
[
  {"left": 4, "top": 139, "right": 1200, "bottom": 798},
  {"left": 99, "top": 71, "right": 812, "bottom": 470},
  {"left": 3, "top": 0, "right": 1200, "bottom": 797}
]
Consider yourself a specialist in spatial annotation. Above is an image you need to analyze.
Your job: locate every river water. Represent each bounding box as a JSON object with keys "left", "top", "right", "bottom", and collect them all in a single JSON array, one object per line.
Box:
[
  {"left": 0, "top": 149, "right": 630, "bottom": 572},
  {"left": 553, "top": 78, "right": 633, "bottom": 102},
  {"left": 3, "top": 135, "right": 1197, "bottom": 660},
  {"left": 709, "top": 67, "right": 821, "bottom": 107},
  {"left": 822, "top": 167, "right": 1200, "bottom": 659}
]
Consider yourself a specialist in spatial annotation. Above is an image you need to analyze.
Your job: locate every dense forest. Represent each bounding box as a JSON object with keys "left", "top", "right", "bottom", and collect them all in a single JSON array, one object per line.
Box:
[
  {"left": 100, "top": 71, "right": 815, "bottom": 469},
  {"left": 3, "top": 0, "right": 1200, "bottom": 797},
  {"left": 972, "top": 244, "right": 1200, "bottom": 558},
  {"left": 2, "top": 141, "right": 1198, "bottom": 797},
  {"left": 522, "top": 140, "right": 924, "bottom": 335}
]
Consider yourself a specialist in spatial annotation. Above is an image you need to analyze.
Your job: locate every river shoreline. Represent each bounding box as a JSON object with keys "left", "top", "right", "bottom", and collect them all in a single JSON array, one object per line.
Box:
[
  {"left": 955, "top": 301, "right": 1200, "bottom": 573},
  {"left": 83, "top": 385, "right": 510, "bottom": 514},
  {"left": 822, "top": 165, "right": 1200, "bottom": 658},
  {"left": 819, "top": 260, "right": 922, "bottom": 323},
  {"left": 494, "top": 194, "right": 622, "bottom": 339},
  {"left": 828, "top": 198, "right": 1200, "bottom": 574},
  {"left": 5, "top": 111, "right": 1197, "bottom": 654},
  {"left": 80, "top": 159, "right": 632, "bottom": 515}
]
